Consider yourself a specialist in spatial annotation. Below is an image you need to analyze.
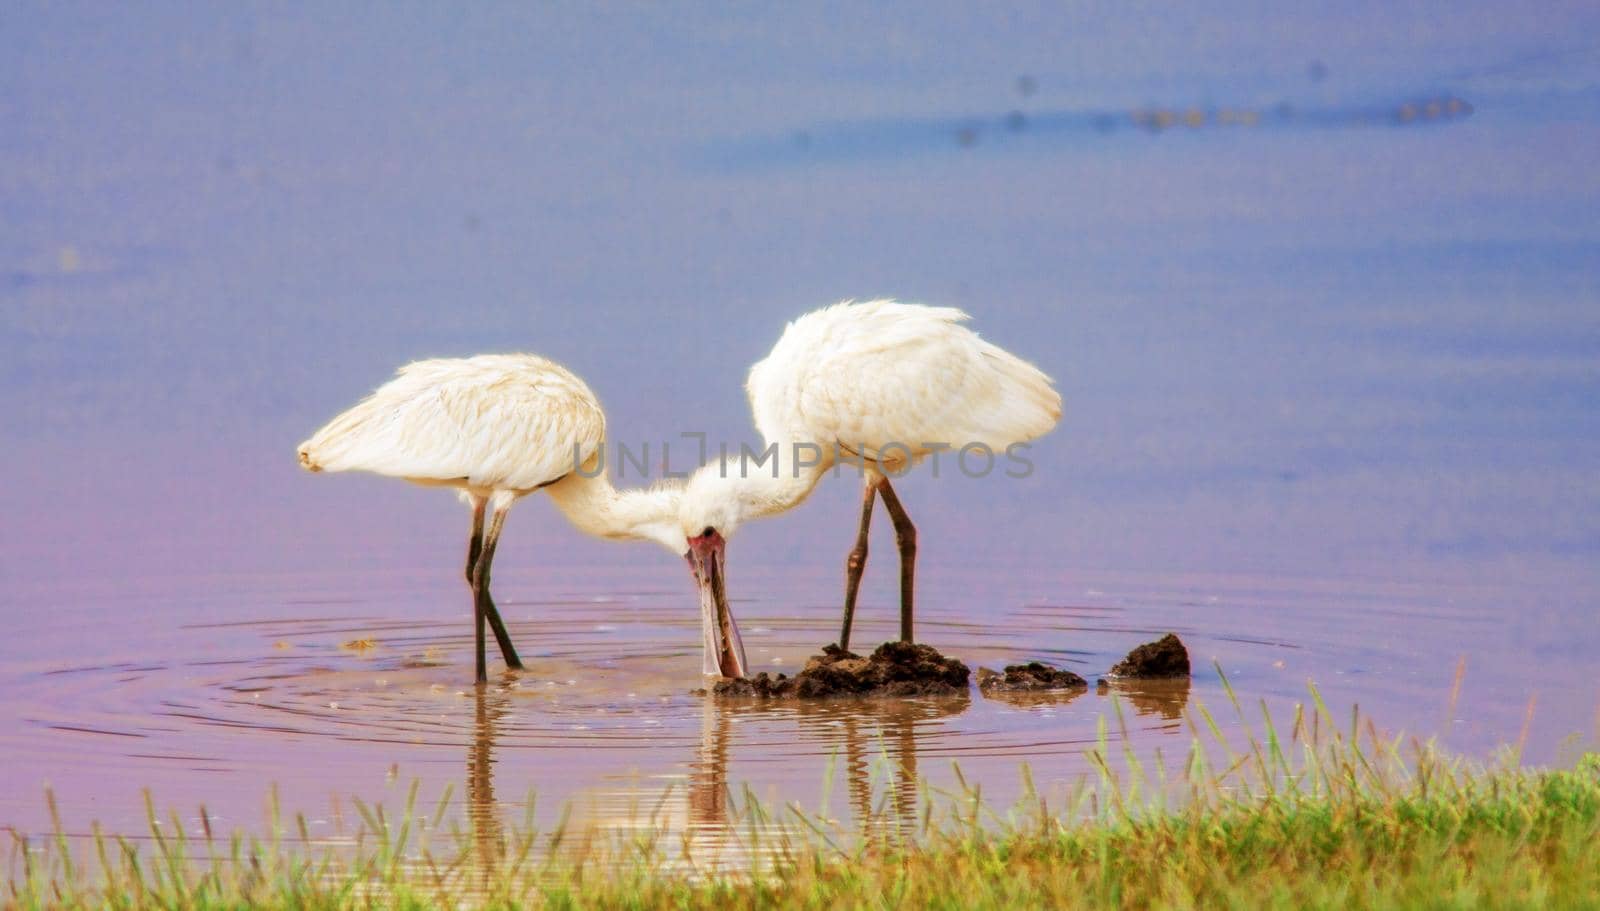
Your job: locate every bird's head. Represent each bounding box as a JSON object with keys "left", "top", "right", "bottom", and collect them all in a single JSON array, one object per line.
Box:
[
  {"left": 678, "top": 464, "right": 748, "bottom": 544},
  {"left": 678, "top": 463, "right": 750, "bottom": 679}
]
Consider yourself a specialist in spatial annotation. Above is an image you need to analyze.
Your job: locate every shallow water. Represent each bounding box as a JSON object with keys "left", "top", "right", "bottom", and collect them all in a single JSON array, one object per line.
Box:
[{"left": 4, "top": 563, "right": 1593, "bottom": 857}]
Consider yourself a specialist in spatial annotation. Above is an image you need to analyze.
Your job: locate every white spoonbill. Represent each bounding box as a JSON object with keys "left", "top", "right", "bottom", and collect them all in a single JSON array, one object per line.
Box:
[
  {"left": 676, "top": 300, "right": 1061, "bottom": 660},
  {"left": 297, "top": 354, "right": 686, "bottom": 684}
]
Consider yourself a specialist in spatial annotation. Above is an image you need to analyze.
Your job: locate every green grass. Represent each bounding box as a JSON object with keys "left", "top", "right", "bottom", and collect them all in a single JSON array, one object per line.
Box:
[{"left": 7, "top": 676, "right": 1600, "bottom": 910}]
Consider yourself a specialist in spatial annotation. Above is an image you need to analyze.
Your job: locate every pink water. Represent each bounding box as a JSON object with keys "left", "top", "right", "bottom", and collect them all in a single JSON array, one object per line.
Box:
[{"left": 4, "top": 562, "right": 1593, "bottom": 855}]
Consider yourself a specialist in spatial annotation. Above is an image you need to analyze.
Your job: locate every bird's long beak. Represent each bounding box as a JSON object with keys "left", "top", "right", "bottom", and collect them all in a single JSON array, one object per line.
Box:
[{"left": 686, "top": 531, "right": 747, "bottom": 678}]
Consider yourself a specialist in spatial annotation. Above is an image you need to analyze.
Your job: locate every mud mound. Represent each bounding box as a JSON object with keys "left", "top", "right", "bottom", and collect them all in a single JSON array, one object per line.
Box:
[
  {"left": 712, "top": 642, "right": 970, "bottom": 698},
  {"left": 976, "top": 662, "right": 1087, "bottom": 692},
  {"left": 1109, "top": 633, "right": 1190, "bottom": 678}
]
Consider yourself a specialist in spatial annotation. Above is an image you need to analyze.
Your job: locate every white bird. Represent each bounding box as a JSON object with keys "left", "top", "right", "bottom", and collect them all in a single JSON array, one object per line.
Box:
[
  {"left": 297, "top": 354, "right": 683, "bottom": 684},
  {"left": 677, "top": 300, "right": 1061, "bottom": 669}
]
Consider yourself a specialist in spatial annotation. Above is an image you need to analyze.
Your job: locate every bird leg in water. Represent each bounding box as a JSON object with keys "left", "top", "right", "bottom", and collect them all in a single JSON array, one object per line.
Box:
[
  {"left": 466, "top": 498, "right": 524, "bottom": 671},
  {"left": 875, "top": 477, "right": 917, "bottom": 643},
  {"left": 471, "top": 565, "right": 487, "bottom": 684},
  {"left": 838, "top": 481, "right": 877, "bottom": 652},
  {"left": 469, "top": 504, "right": 513, "bottom": 684}
]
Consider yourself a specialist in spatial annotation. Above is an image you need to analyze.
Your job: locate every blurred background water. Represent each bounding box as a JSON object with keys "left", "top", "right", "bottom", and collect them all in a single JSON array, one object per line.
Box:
[{"left": 2, "top": 1, "right": 1598, "bottom": 838}]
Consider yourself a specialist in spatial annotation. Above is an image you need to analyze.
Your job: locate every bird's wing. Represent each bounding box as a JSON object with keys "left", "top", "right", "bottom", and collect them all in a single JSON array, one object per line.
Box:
[
  {"left": 299, "top": 354, "right": 605, "bottom": 491},
  {"left": 750, "top": 301, "right": 1060, "bottom": 460}
]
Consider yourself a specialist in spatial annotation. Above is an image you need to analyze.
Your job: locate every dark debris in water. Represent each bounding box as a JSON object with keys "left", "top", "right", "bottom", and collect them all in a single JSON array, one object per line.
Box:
[
  {"left": 1109, "top": 633, "right": 1191, "bottom": 678},
  {"left": 711, "top": 642, "right": 970, "bottom": 698},
  {"left": 976, "top": 662, "right": 1088, "bottom": 693}
]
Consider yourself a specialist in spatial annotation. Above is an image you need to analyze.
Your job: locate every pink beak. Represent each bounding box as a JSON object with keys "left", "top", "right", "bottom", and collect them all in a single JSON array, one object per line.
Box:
[{"left": 686, "top": 530, "right": 748, "bottom": 678}]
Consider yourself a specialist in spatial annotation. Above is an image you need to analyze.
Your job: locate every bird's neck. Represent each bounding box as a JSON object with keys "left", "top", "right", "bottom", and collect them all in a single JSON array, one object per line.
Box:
[
  {"left": 544, "top": 470, "right": 679, "bottom": 544},
  {"left": 711, "top": 433, "right": 835, "bottom": 522}
]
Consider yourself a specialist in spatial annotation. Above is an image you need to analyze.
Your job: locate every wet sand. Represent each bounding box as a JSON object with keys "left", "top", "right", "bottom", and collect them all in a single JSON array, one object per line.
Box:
[{"left": 1, "top": 563, "right": 1594, "bottom": 861}]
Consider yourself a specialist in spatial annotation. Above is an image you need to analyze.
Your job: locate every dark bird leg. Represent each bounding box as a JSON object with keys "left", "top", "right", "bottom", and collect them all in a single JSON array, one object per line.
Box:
[
  {"left": 472, "top": 569, "right": 487, "bottom": 684},
  {"left": 875, "top": 476, "right": 917, "bottom": 644},
  {"left": 469, "top": 501, "right": 514, "bottom": 684},
  {"left": 466, "top": 499, "right": 487, "bottom": 679},
  {"left": 466, "top": 497, "right": 523, "bottom": 672},
  {"left": 838, "top": 480, "right": 876, "bottom": 652}
]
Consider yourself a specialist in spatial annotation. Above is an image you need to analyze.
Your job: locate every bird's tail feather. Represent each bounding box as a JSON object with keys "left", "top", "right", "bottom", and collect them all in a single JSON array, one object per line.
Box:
[{"left": 975, "top": 340, "right": 1063, "bottom": 445}]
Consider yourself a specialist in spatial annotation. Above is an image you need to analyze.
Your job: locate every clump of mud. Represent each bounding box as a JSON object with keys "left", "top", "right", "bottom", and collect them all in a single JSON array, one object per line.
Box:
[
  {"left": 712, "top": 642, "right": 970, "bottom": 698},
  {"left": 1109, "top": 633, "right": 1190, "bottom": 678},
  {"left": 976, "top": 662, "right": 1087, "bottom": 692}
]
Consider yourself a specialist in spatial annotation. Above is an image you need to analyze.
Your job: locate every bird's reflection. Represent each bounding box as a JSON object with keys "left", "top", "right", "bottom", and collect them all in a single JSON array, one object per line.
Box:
[
  {"left": 817, "top": 697, "right": 968, "bottom": 836},
  {"left": 463, "top": 677, "right": 1181, "bottom": 869},
  {"left": 467, "top": 683, "right": 509, "bottom": 877},
  {"left": 687, "top": 698, "right": 732, "bottom": 848},
  {"left": 688, "top": 695, "right": 970, "bottom": 847},
  {"left": 459, "top": 684, "right": 970, "bottom": 873}
]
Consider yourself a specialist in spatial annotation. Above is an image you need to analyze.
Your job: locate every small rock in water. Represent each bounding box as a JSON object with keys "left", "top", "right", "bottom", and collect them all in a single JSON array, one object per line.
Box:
[
  {"left": 712, "top": 641, "right": 970, "bottom": 698},
  {"left": 976, "top": 662, "right": 1088, "bottom": 692},
  {"left": 1110, "top": 633, "right": 1190, "bottom": 678}
]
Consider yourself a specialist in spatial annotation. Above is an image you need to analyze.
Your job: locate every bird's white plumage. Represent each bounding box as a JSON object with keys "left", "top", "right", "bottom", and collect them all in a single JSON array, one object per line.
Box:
[
  {"left": 679, "top": 299, "right": 1062, "bottom": 536},
  {"left": 746, "top": 299, "right": 1062, "bottom": 469},
  {"left": 298, "top": 354, "right": 605, "bottom": 494}
]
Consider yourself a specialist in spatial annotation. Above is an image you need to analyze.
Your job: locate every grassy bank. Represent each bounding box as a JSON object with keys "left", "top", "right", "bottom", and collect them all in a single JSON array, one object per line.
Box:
[{"left": 7, "top": 681, "right": 1600, "bottom": 909}]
